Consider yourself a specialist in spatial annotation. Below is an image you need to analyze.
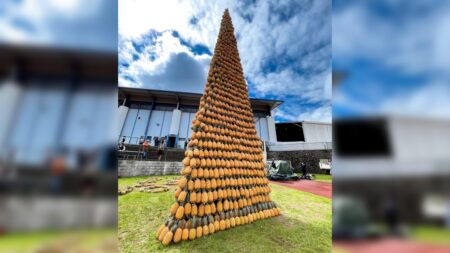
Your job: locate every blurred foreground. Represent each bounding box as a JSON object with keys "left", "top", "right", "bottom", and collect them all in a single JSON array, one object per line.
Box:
[
  {"left": 0, "top": 44, "right": 118, "bottom": 250},
  {"left": 333, "top": 0, "right": 450, "bottom": 252},
  {"left": 0, "top": 1, "right": 118, "bottom": 252},
  {"left": 0, "top": 229, "right": 117, "bottom": 253}
]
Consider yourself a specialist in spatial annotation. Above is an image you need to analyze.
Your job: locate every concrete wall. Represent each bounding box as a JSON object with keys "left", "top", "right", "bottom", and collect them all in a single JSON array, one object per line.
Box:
[
  {"left": 268, "top": 149, "right": 332, "bottom": 174},
  {"left": 268, "top": 141, "right": 332, "bottom": 151},
  {"left": 267, "top": 116, "right": 277, "bottom": 142},
  {"left": 119, "top": 160, "right": 182, "bottom": 177},
  {"left": 388, "top": 117, "right": 450, "bottom": 161},
  {"left": 119, "top": 148, "right": 332, "bottom": 176},
  {"left": 302, "top": 122, "right": 332, "bottom": 143}
]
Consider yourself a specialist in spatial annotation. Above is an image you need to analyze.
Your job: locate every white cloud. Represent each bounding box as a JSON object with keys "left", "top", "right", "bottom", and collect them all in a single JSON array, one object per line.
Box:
[
  {"left": 381, "top": 83, "right": 450, "bottom": 119},
  {"left": 297, "top": 105, "right": 332, "bottom": 123},
  {"left": 119, "top": 0, "right": 193, "bottom": 39},
  {"left": 333, "top": 1, "right": 450, "bottom": 119},
  {"left": 0, "top": 0, "right": 51, "bottom": 43},
  {"left": 274, "top": 102, "right": 332, "bottom": 123},
  {"left": 119, "top": 0, "right": 331, "bottom": 122},
  {"left": 119, "top": 31, "right": 211, "bottom": 91},
  {"left": 251, "top": 68, "right": 330, "bottom": 104},
  {"left": 118, "top": 39, "right": 136, "bottom": 66},
  {"left": 0, "top": 0, "right": 115, "bottom": 50},
  {"left": 333, "top": 1, "right": 450, "bottom": 76}
]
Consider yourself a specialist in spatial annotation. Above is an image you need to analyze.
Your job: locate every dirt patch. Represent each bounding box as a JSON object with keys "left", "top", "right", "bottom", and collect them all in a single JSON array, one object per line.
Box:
[
  {"left": 276, "top": 215, "right": 303, "bottom": 229},
  {"left": 133, "top": 178, "right": 159, "bottom": 187},
  {"left": 164, "top": 179, "right": 178, "bottom": 186},
  {"left": 119, "top": 178, "right": 175, "bottom": 195},
  {"left": 137, "top": 185, "right": 169, "bottom": 193},
  {"left": 119, "top": 186, "right": 134, "bottom": 195}
]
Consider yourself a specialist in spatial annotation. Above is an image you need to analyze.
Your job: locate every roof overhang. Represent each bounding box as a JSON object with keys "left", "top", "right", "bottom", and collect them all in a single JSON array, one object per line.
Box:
[
  {"left": 276, "top": 120, "right": 331, "bottom": 125},
  {"left": 0, "top": 43, "right": 117, "bottom": 82},
  {"left": 118, "top": 86, "right": 283, "bottom": 111}
]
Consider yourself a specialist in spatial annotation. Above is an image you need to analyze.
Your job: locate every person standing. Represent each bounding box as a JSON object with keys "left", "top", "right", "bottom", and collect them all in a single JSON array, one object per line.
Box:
[
  {"left": 300, "top": 162, "right": 307, "bottom": 177},
  {"left": 138, "top": 136, "right": 144, "bottom": 158},
  {"left": 143, "top": 138, "right": 150, "bottom": 159},
  {"left": 49, "top": 156, "right": 66, "bottom": 195},
  {"left": 184, "top": 138, "right": 189, "bottom": 149},
  {"left": 157, "top": 138, "right": 164, "bottom": 161}
]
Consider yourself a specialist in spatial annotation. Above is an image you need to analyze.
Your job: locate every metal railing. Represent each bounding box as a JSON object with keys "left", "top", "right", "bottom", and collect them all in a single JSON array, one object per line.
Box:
[{"left": 118, "top": 147, "right": 186, "bottom": 162}]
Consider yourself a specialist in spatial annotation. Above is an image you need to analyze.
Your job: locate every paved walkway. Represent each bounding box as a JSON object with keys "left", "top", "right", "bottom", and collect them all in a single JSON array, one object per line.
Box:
[
  {"left": 334, "top": 238, "right": 450, "bottom": 253},
  {"left": 270, "top": 179, "right": 332, "bottom": 198}
]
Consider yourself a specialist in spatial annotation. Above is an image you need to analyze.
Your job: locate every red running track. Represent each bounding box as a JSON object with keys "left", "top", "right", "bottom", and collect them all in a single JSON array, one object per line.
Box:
[
  {"left": 334, "top": 238, "right": 450, "bottom": 253},
  {"left": 270, "top": 180, "right": 332, "bottom": 198}
]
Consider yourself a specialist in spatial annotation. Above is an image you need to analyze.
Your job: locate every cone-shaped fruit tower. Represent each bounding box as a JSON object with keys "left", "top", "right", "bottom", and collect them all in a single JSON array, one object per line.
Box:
[{"left": 155, "top": 9, "right": 280, "bottom": 246}]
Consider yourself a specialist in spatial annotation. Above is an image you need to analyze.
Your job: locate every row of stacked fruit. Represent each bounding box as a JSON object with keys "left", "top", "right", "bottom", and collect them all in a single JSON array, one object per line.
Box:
[
  {"left": 157, "top": 203, "right": 280, "bottom": 245},
  {"left": 156, "top": 10, "right": 280, "bottom": 246}
]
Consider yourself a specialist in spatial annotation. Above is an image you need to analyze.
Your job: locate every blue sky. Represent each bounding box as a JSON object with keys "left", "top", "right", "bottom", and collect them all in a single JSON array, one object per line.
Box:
[
  {"left": 119, "top": 0, "right": 332, "bottom": 123},
  {"left": 333, "top": 0, "right": 450, "bottom": 119},
  {"left": 0, "top": 0, "right": 117, "bottom": 51}
]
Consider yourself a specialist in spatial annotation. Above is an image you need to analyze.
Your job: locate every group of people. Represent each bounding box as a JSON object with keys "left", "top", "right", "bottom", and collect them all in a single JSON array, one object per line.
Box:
[
  {"left": 118, "top": 137, "right": 127, "bottom": 151},
  {"left": 118, "top": 136, "right": 166, "bottom": 160},
  {"left": 139, "top": 136, "right": 165, "bottom": 160}
]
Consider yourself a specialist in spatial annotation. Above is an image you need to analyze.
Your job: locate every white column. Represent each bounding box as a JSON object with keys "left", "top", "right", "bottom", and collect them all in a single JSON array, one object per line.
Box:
[
  {"left": 263, "top": 141, "right": 267, "bottom": 163},
  {"left": 117, "top": 105, "right": 129, "bottom": 138},
  {"left": 169, "top": 109, "right": 182, "bottom": 135},
  {"left": 267, "top": 115, "right": 277, "bottom": 143},
  {"left": 0, "top": 80, "right": 22, "bottom": 147}
]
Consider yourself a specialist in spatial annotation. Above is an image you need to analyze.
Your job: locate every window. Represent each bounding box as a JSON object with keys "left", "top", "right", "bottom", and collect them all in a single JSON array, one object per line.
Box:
[
  {"left": 334, "top": 118, "right": 392, "bottom": 157},
  {"left": 275, "top": 123, "right": 305, "bottom": 142}
]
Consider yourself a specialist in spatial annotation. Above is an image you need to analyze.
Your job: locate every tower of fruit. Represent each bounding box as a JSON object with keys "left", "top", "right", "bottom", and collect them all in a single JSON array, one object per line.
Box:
[{"left": 156, "top": 9, "right": 280, "bottom": 246}]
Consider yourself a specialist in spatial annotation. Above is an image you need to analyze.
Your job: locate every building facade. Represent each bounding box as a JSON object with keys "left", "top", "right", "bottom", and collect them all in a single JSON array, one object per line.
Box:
[
  {"left": 117, "top": 87, "right": 332, "bottom": 174},
  {"left": 269, "top": 121, "right": 332, "bottom": 151},
  {"left": 334, "top": 116, "right": 450, "bottom": 178},
  {"left": 118, "top": 87, "right": 282, "bottom": 148}
]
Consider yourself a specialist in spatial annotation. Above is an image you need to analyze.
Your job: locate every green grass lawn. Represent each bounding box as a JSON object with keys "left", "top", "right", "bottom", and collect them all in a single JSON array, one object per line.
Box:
[
  {"left": 119, "top": 175, "right": 331, "bottom": 253},
  {"left": 0, "top": 229, "right": 116, "bottom": 253},
  {"left": 313, "top": 174, "right": 332, "bottom": 183},
  {"left": 411, "top": 225, "right": 450, "bottom": 245}
]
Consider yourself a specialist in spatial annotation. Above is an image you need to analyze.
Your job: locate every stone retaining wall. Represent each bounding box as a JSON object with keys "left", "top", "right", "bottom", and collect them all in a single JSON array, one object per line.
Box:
[
  {"left": 118, "top": 160, "right": 183, "bottom": 177},
  {"left": 119, "top": 149, "right": 332, "bottom": 176},
  {"left": 267, "top": 149, "right": 332, "bottom": 174}
]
